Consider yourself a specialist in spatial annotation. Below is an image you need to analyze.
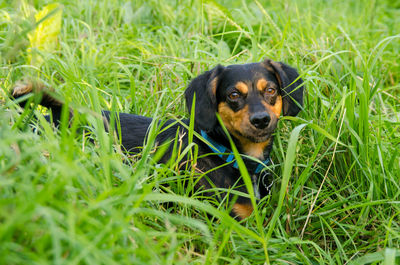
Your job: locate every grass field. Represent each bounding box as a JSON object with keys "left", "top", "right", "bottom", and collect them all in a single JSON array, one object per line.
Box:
[{"left": 1, "top": 0, "right": 400, "bottom": 264}]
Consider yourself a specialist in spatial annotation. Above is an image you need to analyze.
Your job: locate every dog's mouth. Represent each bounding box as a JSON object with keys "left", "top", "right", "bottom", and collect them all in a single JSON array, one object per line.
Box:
[{"left": 234, "top": 125, "right": 275, "bottom": 143}]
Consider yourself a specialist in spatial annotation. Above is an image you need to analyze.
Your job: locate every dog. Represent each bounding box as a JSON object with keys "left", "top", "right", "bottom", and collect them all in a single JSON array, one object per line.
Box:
[{"left": 11, "top": 58, "right": 304, "bottom": 220}]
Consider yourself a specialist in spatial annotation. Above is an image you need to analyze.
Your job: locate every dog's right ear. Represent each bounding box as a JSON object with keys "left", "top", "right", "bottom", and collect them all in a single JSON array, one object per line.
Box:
[{"left": 185, "top": 65, "right": 225, "bottom": 132}]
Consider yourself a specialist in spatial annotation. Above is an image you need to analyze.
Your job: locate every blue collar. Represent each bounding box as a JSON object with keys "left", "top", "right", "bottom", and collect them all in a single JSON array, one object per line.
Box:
[{"left": 200, "top": 130, "right": 270, "bottom": 174}]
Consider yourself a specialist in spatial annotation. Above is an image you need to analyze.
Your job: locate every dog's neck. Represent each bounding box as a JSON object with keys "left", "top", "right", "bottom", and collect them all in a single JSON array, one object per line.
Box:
[{"left": 205, "top": 126, "right": 273, "bottom": 160}]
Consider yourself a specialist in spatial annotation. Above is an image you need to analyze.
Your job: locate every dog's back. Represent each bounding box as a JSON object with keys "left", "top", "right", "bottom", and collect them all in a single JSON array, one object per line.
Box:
[{"left": 12, "top": 80, "right": 189, "bottom": 163}]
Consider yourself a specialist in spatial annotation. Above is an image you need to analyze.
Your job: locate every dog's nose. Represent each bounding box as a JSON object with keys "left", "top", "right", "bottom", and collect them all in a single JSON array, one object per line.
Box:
[{"left": 250, "top": 112, "right": 270, "bottom": 129}]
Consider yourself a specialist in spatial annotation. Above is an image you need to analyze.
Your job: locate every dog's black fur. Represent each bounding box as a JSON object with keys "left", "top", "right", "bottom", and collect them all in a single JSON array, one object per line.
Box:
[{"left": 12, "top": 59, "right": 304, "bottom": 219}]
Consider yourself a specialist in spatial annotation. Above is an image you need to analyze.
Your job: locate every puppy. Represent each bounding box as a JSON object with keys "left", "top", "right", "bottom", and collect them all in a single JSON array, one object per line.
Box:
[{"left": 12, "top": 58, "right": 304, "bottom": 220}]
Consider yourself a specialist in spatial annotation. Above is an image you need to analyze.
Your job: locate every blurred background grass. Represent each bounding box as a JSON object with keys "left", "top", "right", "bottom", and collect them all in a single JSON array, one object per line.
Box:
[{"left": 1, "top": 0, "right": 399, "bottom": 264}]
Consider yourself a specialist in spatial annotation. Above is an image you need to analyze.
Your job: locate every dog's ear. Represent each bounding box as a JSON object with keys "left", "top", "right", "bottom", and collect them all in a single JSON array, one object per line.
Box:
[
  {"left": 263, "top": 59, "right": 305, "bottom": 116},
  {"left": 185, "top": 65, "right": 225, "bottom": 131}
]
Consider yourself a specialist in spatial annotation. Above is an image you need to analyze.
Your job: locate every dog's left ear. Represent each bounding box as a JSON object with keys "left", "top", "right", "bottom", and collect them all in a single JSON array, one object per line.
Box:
[
  {"left": 263, "top": 59, "right": 305, "bottom": 116},
  {"left": 185, "top": 65, "right": 225, "bottom": 131}
]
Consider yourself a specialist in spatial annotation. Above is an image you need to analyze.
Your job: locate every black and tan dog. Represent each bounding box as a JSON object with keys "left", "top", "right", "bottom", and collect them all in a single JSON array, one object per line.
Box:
[{"left": 12, "top": 59, "right": 304, "bottom": 220}]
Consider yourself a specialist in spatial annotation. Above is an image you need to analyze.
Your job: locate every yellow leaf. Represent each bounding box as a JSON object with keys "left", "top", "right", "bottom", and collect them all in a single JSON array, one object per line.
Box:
[{"left": 27, "top": 3, "right": 62, "bottom": 66}]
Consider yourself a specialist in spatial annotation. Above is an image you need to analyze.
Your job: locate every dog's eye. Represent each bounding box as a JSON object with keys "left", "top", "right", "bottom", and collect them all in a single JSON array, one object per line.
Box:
[
  {"left": 265, "top": 87, "right": 276, "bottom": 96},
  {"left": 228, "top": 91, "right": 241, "bottom": 100}
]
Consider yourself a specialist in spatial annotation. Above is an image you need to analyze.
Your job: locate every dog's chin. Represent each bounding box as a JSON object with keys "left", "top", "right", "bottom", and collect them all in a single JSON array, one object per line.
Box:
[
  {"left": 247, "top": 133, "right": 272, "bottom": 143},
  {"left": 236, "top": 129, "right": 273, "bottom": 143}
]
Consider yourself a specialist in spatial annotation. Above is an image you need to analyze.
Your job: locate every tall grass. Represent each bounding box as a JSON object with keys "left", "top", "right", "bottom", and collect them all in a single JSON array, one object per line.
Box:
[{"left": 1, "top": 0, "right": 400, "bottom": 263}]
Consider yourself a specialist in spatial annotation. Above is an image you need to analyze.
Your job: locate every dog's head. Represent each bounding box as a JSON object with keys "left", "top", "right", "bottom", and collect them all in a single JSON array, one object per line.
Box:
[{"left": 185, "top": 59, "right": 304, "bottom": 144}]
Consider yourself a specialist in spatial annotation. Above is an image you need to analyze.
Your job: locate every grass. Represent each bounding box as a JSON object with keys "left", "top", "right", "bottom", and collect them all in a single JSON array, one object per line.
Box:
[{"left": 1, "top": 0, "right": 400, "bottom": 263}]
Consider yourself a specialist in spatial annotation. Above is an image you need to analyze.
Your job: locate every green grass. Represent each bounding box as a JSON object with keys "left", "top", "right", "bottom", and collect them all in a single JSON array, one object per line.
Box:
[{"left": 1, "top": 0, "right": 400, "bottom": 264}]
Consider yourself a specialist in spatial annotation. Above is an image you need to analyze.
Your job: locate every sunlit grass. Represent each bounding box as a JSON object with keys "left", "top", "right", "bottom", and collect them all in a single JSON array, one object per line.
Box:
[{"left": 1, "top": 0, "right": 400, "bottom": 263}]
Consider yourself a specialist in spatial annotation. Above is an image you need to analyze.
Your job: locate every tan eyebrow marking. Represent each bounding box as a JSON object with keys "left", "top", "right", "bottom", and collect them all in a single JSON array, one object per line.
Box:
[
  {"left": 235, "top": 81, "right": 249, "bottom": 94},
  {"left": 256, "top": 78, "right": 268, "bottom": 92}
]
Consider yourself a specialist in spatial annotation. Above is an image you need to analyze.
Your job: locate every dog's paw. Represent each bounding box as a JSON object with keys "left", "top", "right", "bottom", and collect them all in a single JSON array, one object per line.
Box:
[{"left": 12, "top": 80, "right": 34, "bottom": 98}]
